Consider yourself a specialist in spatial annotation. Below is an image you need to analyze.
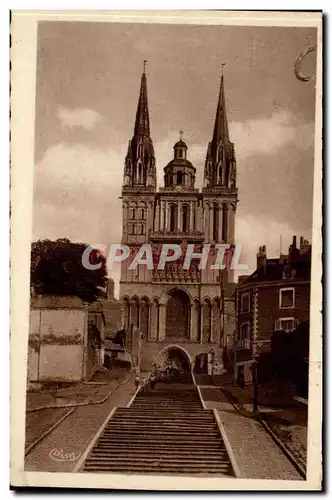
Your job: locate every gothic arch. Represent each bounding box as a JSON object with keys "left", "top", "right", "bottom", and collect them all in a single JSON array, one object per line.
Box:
[
  {"left": 154, "top": 345, "right": 193, "bottom": 376},
  {"left": 159, "top": 286, "right": 194, "bottom": 306}
]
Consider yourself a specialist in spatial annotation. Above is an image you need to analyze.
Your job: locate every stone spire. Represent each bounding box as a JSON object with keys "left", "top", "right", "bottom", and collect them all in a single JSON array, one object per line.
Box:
[
  {"left": 204, "top": 69, "right": 236, "bottom": 190},
  {"left": 212, "top": 72, "right": 229, "bottom": 147},
  {"left": 134, "top": 61, "right": 150, "bottom": 137},
  {"left": 123, "top": 62, "right": 156, "bottom": 190}
]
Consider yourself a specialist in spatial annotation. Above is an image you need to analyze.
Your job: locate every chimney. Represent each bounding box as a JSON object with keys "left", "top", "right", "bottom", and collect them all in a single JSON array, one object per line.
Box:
[
  {"left": 257, "top": 245, "right": 267, "bottom": 271},
  {"left": 300, "top": 236, "right": 311, "bottom": 255},
  {"left": 289, "top": 235, "right": 301, "bottom": 261}
]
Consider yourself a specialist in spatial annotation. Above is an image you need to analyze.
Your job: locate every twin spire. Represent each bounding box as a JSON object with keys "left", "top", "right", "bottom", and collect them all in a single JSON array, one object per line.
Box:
[
  {"left": 134, "top": 60, "right": 150, "bottom": 137},
  {"left": 126, "top": 61, "right": 235, "bottom": 190},
  {"left": 133, "top": 60, "right": 230, "bottom": 146},
  {"left": 212, "top": 71, "right": 230, "bottom": 147}
]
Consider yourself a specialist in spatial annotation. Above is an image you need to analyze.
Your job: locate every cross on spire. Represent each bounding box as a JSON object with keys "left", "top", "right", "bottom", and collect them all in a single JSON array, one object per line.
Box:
[
  {"left": 179, "top": 129, "right": 184, "bottom": 141},
  {"left": 221, "top": 62, "right": 226, "bottom": 75},
  {"left": 143, "top": 60, "right": 148, "bottom": 74}
]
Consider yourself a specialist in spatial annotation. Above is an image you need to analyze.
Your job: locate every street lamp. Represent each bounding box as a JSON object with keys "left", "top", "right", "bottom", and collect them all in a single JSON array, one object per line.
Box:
[{"left": 251, "top": 353, "right": 259, "bottom": 413}]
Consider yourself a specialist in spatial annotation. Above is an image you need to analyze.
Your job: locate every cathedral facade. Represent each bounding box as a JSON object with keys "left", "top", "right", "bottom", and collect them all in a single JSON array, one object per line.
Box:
[{"left": 120, "top": 67, "right": 238, "bottom": 373}]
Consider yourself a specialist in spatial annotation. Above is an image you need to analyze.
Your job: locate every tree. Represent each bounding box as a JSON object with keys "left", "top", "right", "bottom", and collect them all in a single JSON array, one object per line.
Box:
[{"left": 31, "top": 238, "right": 107, "bottom": 303}]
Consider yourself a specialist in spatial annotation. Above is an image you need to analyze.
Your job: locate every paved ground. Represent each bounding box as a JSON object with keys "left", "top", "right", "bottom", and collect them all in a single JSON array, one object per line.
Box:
[
  {"left": 198, "top": 383, "right": 303, "bottom": 480},
  {"left": 24, "top": 374, "right": 137, "bottom": 472}
]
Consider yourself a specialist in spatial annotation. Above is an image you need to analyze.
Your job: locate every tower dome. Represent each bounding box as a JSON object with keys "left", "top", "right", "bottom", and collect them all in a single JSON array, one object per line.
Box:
[{"left": 164, "top": 132, "right": 196, "bottom": 189}]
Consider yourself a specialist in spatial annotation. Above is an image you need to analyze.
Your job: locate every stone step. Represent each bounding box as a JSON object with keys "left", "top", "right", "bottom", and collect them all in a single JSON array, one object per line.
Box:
[
  {"left": 97, "top": 442, "right": 224, "bottom": 450},
  {"left": 112, "top": 414, "right": 215, "bottom": 421},
  {"left": 132, "top": 401, "right": 202, "bottom": 404},
  {"left": 98, "top": 436, "right": 221, "bottom": 444},
  {"left": 108, "top": 421, "right": 218, "bottom": 428},
  {"left": 132, "top": 406, "right": 203, "bottom": 410},
  {"left": 116, "top": 408, "right": 212, "bottom": 414},
  {"left": 103, "top": 427, "right": 220, "bottom": 435},
  {"left": 86, "top": 455, "right": 230, "bottom": 465},
  {"left": 83, "top": 463, "right": 233, "bottom": 474},
  {"left": 108, "top": 425, "right": 217, "bottom": 432},
  {"left": 93, "top": 445, "right": 227, "bottom": 454}
]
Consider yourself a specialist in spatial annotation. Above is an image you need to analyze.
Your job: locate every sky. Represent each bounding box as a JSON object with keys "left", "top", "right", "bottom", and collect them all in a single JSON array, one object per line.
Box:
[{"left": 32, "top": 21, "right": 318, "bottom": 294}]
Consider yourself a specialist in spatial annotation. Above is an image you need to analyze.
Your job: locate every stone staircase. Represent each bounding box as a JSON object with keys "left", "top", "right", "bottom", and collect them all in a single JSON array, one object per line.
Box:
[{"left": 83, "top": 382, "right": 235, "bottom": 476}]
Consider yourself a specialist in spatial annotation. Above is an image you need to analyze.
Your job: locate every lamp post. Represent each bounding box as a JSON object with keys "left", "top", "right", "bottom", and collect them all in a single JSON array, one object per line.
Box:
[
  {"left": 252, "top": 353, "right": 259, "bottom": 413},
  {"left": 252, "top": 287, "right": 259, "bottom": 412},
  {"left": 219, "top": 267, "right": 224, "bottom": 349}
]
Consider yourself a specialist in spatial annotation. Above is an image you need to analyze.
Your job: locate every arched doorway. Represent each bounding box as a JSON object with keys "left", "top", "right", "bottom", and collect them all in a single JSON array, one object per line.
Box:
[
  {"left": 155, "top": 346, "right": 192, "bottom": 382},
  {"left": 166, "top": 290, "right": 190, "bottom": 339}
]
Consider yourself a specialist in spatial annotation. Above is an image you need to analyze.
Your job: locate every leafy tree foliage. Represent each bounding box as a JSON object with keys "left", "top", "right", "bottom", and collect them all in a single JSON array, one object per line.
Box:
[{"left": 31, "top": 238, "right": 107, "bottom": 303}]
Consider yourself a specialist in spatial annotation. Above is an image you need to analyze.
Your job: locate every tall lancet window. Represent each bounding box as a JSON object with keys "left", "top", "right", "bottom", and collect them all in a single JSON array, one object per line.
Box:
[
  {"left": 133, "top": 164, "right": 137, "bottom": 184},
  {"left": 137, "top": 162, "right": 142, "bottom": 184},
  {"left": 170, "top": 204, "right": 177, "bottom": 233},
  {"left": 222, "top": 203, "right": 228, "bottom": 242},
  {"left": 142, "top": 165, "right": 147, "bottom": 185},
  {"left": 182, "top": 205, "right": 189, "bottom": 233},
  {"left": 213, "top": 204, "right": 219, "bottom": 242},
  {"left": 218, "top": 165, "right": 223, "bottom": 185}
]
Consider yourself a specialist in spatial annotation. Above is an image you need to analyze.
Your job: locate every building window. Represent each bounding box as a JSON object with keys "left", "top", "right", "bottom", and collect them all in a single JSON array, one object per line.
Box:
[
  {"left": 139, "top": 208, "right": 146, "bottom": 220},
  {"left": 213, "top": 204, "right": 219, "bottom": 241},
  {"left": 182, "top": 205, "right": 189, "bottom": 232},
  {"left": 170, "top": 205, "right": 177, "bottom": 233},
  {"left": 138, "top": 224, "right": 145, "bottom": 235},
  {"left": 129, "top": 224, "right": 136, "bottom": 235},
  {"left": 176, "top": 171, "right": 183, "bottom": 185},
  {"left": 279, "top": 288, "right": 295, "bottom": 309},
  {"left": 275, "top": 318, "right": 297, "bottom": 332},
  {"left": 222, "top": 204, "right": 228, "bottom": 242},
  {"left": 241, "top": 292, "right": 250, "bottom": 313},
  {"left": 178, "top": 149, "right": 183, "bottom": 159},
  {"left": 129, "top": 208, "right": 136, "bottom": 220},
  {"left": 239, "top": 322, "right": 250, "bottom": 349}
]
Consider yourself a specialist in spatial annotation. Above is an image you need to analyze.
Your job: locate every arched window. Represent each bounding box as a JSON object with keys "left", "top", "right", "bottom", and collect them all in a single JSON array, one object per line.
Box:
[
  {"left": 213, "top": 204, "right": 219, "bottom": 242},
  {"left": 176, "top": 171, "right": 183, "bottom": 185},
  {"left": 218, "top": 165, "right": 222, "bottom": 184},
  {"left": 142, "top": 165, "right": 147, "bottom": 185},
  {"left": 222, "top": 203, "right": 228, "bottom": 242},
  {"left": 138, "top": 162, "right": 142, "bottom": 184},
  {"left": 170, "top": 205, "right": 177, "bottom": 233},
  {"left": 182, "top": 205, "right": 189, "bottom": 232}
]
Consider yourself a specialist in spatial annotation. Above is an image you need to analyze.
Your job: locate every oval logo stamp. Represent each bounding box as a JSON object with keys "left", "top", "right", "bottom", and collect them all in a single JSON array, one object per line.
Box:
[{"left": 49, "top": 448, "right": 81, "bottom": 462}]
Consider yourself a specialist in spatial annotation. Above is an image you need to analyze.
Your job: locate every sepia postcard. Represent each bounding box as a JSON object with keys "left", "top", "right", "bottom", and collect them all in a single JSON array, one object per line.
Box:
[{"left": 10, "top": 10, "right": 323, "bottom": 491}]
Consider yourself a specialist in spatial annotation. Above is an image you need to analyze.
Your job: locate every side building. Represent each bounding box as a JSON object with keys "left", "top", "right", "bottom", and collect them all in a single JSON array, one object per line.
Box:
[{"left": 233, "top": 236, "right": 311, "bottom": 382}]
